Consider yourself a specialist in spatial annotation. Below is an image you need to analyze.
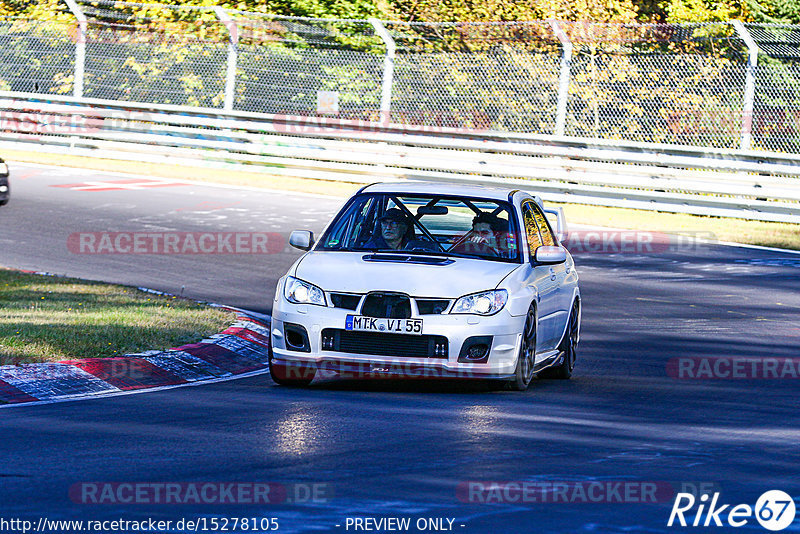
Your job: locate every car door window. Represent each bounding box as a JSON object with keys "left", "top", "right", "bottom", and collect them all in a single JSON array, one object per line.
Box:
[
  {"left": 531, "top": 205, "right": 556, "bottom": 246},
  {"left": 522, "top": 203, "right": 543, "bottom": 256},
  {"left": 322, "top": 196, "right": 376, "bottom": 249}
]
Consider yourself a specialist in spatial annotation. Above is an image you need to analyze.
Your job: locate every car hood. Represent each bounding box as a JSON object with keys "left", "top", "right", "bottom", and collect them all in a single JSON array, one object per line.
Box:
[{"left": 293, "top": 251, "right": 520, "bottom": 297}]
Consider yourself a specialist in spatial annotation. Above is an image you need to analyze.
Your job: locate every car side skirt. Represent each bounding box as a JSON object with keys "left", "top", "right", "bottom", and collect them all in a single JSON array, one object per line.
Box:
[{"left": 533, "top": 350, "right": 563, "bottom": 374}]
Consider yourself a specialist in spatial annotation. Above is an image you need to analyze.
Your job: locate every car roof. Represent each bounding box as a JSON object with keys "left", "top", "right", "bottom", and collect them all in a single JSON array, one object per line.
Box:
[{"left": 360, "top": 181, "right": 526, "bottom": 202}]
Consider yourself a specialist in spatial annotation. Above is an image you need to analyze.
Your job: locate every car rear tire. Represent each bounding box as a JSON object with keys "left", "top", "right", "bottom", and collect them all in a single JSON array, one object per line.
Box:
[
  {"left": 539, "top": 301, "right": 579, "bottom": 380},
  {"left": 268, "top": 343, "right": 316, "bottom": 387},
  {"left": 507, "top": 304, "right": 536, "bottom": 391}
]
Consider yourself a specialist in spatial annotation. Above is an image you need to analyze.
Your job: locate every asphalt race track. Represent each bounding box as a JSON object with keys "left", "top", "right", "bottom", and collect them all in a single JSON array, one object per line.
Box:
[
  {"left": 0, "top": 163, "right": 345, "bottom": 312},
  {"left": 1, "top": 162, "right": 799, "bottom": 533}
]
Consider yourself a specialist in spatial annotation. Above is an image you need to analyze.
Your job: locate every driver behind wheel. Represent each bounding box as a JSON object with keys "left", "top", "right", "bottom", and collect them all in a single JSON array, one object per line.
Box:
[{"left": 363, "top": 208, "right": 415, "bottom": 250}]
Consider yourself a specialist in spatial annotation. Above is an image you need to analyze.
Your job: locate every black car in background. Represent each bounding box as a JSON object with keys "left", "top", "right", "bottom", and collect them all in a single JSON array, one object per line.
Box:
[{"left": 0, "top": 157, "right": 8, "bottom": 206}]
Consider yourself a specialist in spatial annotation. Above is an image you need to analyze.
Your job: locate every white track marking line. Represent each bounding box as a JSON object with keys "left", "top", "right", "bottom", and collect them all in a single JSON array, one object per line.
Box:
[{"left": 14, "top": 161, "right": 346, "bottom": 200}]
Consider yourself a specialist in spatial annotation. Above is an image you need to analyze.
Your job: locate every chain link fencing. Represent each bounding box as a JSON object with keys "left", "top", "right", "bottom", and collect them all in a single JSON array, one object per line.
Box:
[
  {"left": 0, "top": 16, "right": 76, "bottom": 95},
  {"left": 1, "top": 1, "right": 799, "bottom": 154}
]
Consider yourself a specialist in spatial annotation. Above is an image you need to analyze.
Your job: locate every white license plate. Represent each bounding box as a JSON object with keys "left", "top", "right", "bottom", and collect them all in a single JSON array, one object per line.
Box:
[{"left": 345, "top": 315, "right": 423, "bottom": 335}]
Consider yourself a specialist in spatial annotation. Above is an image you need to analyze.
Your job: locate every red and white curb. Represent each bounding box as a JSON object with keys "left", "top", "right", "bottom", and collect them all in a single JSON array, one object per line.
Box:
[{"left": 0, "top": 310, "right": 271, "bottom": 406}]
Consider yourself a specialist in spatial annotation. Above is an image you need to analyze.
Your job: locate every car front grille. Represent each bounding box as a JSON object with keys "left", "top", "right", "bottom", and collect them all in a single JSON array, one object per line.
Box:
[
  {"left": 416, "top": 299, "right": 450, "bottom": 315},
  {"left": 329, "top": 292, "right": 361, "bottom": 310},
  {"left": 361, "top": 292, "right": 411, "bottom": 319},
  {"left": 328, "top": 292, "right": 451, "bottom": 315},
  {"left": 321, "top": 329, "right": 448, "bottom": 359}
]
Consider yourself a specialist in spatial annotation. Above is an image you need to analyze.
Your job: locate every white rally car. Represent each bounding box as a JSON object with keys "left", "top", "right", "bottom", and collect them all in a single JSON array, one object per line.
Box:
[
  {"left": 270, "top": 182, "right": 580, "bottom": 390},
  {"left": 0, "top": 157, "right": 9, "bottom": 206}
]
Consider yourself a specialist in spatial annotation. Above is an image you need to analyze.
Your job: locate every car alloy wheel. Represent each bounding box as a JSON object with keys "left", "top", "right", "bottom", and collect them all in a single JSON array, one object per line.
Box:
[{"left": 508, "top": 303, "right": 536, "bottom": 391}]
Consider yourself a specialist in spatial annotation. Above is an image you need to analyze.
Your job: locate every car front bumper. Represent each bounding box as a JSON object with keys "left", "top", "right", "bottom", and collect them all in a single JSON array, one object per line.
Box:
[
  {"left": 271, "top": 301, "right": 524, "bottom": 380},
  {"left": 0, "top": 171, "right": 8, "bottom": 202}
]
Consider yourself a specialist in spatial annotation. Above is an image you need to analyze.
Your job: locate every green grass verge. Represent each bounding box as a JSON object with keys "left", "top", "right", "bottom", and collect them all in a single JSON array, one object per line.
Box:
[
  {"left": 6, "top": 149, "right": 800, "bottom": 251},
  {"left": 0, "top": 268, "right": 235, "bottom": 365}
]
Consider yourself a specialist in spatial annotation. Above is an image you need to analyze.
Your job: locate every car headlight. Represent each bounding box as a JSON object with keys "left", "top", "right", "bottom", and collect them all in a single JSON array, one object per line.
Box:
[
  {"left": 284, "top": 276, "right": 326, "bottom": 306},
  {"left": 0, "top": 162, "right": 8, "bottom": 175},
  {"left": 451, "top": 289, "right": 508, "bottom": 316}
]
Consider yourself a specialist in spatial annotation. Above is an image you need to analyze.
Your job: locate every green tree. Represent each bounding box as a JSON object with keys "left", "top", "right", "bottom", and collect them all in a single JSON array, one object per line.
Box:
[
  {"left": 386, "top": 0, "right": 639, "bottom": 23},
  {"left": 664, "top": 0, "right": 800, "bottom": 23},
  {"left": 253, "top": 0, "right": 386, "bottom": 19},
  {"left": 0, "top": 0, "right": 386, "bottom": 20},
  {"left": 663, "top": 0, "right": 744, "bottom": 22},
  {"left": 744, "top": 0, "right": 800, "bottom": 23}
]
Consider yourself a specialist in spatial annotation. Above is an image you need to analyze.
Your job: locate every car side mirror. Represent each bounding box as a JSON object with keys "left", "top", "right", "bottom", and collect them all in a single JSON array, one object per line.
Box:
[
  {"left": 532, "top": 245, "right": 567, "bottom": 265},
  {"left": 289, "top": 230, "right": 314, "bottom": 251}
]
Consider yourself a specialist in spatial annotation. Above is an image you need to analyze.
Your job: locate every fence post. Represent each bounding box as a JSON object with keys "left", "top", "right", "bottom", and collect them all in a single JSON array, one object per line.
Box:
[
  {"left": 64, "top": 0, "right": 86, "bottom": 98},
  {"left": 369, "top": 18, "right": 395, "bottom": 123},
  {"left": 732, "top": 21, "right": 758, "bottom": 151},
  {"left": 214, "top": 7, "right": 238, "bottom": 112},
  {"left": 549, "top": 20, "right": 572, "bottom": 137}
]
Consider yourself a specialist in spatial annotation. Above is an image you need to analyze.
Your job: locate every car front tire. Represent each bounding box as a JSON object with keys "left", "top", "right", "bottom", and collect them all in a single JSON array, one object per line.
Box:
[{"left": 507, "top": 303, "right": 537, "bottom": 391}]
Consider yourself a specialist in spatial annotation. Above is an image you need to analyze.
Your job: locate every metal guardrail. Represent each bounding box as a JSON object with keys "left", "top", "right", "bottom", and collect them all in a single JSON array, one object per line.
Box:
[{"left": 1, "top": 92, "right": 799, "bottom": 223}]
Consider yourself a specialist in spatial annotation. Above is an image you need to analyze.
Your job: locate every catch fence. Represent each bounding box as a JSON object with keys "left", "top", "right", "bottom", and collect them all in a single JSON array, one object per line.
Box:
[{"left": 2, "top": 3, "right": 800, "bottom": 153}]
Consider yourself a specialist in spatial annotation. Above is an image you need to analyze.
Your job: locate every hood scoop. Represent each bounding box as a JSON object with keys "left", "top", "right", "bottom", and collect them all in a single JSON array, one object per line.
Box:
[{"left": 362, "top": 254, "right": 454, "bottom": 266}]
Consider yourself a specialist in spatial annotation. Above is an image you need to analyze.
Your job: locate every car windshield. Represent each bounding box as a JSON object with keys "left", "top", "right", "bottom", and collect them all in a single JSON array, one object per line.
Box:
[{"left": 318, "top": 193, "right": 521, "bottom": 263}]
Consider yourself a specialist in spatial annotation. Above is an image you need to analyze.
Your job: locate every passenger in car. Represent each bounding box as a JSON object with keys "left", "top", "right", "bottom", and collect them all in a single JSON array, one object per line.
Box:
[{"left": 452, "top": 212, "right": 509, "bottom": 257}]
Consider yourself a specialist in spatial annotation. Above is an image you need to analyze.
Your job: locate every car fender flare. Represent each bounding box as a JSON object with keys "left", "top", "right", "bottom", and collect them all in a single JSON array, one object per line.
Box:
[
  {"left": 498, "top": 265, "right": 536, "bottom": 317},
  {"left": 554, "top": 294, "right": 581, "bottom": 348},
  {"left": 572, "top": 293, "right": 582, "bottom": 344},
  {"left": 505, "top": 286, "right": 537, "bottom": 316}
]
